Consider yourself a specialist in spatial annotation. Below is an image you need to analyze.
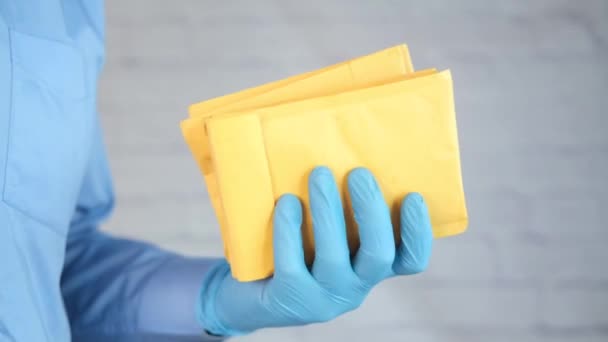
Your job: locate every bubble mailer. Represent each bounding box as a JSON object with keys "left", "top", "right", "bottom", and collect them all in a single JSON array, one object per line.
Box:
[{"left": 181, "top": 45, "right": 467, "bottom": 281}]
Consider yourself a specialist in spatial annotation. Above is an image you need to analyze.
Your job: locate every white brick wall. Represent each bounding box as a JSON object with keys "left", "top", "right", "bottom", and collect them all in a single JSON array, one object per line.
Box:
[{"left": 100, "top": 0, "right": 608, "bottom": 340}]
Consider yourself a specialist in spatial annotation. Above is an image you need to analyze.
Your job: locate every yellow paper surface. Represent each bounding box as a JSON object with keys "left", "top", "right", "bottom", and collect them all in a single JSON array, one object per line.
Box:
[
  {"left": 182, "top": 45, "right": 414, "bottom": 260},
  {"left": 181, "top": 45, "right": 468, "bottom": 281}
]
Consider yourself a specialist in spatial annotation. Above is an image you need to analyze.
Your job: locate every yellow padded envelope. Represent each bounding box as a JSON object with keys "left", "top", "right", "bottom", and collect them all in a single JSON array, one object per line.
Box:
[
  {"left": 183, "top": 45, "right": 414, "bottom": 260},
  {"left": 181, "top": 45, "right": 468, "bottom": 281}
]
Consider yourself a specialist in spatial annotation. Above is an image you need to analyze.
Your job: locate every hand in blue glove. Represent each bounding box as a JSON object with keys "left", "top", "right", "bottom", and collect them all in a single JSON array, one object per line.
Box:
[{"left": 198, "top": 166, "right": 433, "bottom": 336}]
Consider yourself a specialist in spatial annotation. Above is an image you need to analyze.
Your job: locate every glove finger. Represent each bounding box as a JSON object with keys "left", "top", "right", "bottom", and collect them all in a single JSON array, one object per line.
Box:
[
  {"left": 309, "top": 166, "right": 352, "bottom": 282},
  {"left": 348, "top": 168, "right": 395, "bottom": 285},
  {"left": 273, "top": 194, "right": 308, "bottom": 276},
  {"left": 393, "top": 193, "right": 433, "bottom": 275}
]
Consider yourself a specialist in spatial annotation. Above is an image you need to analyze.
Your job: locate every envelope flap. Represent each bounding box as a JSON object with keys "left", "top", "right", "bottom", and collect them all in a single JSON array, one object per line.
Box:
[{"left": 206, "top": 114, "right": 276, "bottom": 280}]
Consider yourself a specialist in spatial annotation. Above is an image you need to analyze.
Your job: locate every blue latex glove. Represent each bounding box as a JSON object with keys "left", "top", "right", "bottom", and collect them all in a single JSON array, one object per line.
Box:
[{"left": 198, "top": 166, "right": 433, "bottom": 335}]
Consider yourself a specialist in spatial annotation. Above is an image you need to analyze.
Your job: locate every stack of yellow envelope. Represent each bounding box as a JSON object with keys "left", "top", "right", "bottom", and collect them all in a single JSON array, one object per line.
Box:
[{"left": 181, "top": 44, "right": 468, "bottom": 281}]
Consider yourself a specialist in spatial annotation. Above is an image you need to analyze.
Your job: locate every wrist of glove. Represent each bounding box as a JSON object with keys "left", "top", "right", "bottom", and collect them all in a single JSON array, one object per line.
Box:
[{"left": 198, "top": 167, "right": 433, "bottom": 336}]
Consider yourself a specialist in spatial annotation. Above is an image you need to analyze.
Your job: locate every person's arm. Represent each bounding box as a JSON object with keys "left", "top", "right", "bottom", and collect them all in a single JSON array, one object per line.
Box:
[
  {"left": 60, "top": 118, "right": 224, "bottom": 342},
  {"left": 61, "top": 115, "right": 433, "bottom": 341}
]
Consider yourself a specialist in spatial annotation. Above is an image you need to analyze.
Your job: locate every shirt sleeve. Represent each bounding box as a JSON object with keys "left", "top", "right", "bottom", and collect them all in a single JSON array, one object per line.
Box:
[{"left": 60, "top": 116, "right": 226, "bottom": 342}]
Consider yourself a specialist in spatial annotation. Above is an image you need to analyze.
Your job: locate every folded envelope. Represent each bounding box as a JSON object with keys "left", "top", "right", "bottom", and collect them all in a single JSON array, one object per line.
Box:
[{"left": 181, "top": 45, "right": 468, "bottom": 281}]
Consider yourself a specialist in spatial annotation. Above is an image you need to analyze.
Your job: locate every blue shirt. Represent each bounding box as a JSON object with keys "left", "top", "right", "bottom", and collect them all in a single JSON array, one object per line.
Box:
[{"left": 0, "top": 2, "right": 222, "bottom": 341}]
